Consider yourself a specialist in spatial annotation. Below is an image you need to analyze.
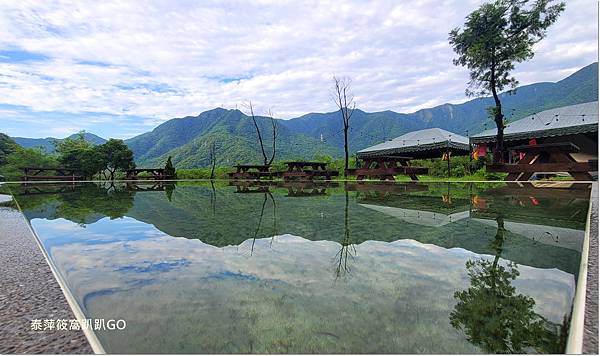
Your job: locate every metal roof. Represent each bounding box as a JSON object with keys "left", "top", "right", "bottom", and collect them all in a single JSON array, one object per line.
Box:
[
  {"left": 471, "top": 101, "right": 599, "bottom": 144},
  {"left": 357, "top": 128, "right": 470, "bottom": 157}
]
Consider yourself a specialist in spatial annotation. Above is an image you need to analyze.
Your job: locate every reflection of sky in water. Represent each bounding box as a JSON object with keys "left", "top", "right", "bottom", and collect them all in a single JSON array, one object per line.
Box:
[{"left": 30, "top": 215, "right": 577, "bottom": 354}]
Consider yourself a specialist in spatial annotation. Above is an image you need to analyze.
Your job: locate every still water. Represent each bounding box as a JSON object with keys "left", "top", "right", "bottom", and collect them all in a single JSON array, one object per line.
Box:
[{"left": 5, "top": 181, "right": 591, "bottom": 353}]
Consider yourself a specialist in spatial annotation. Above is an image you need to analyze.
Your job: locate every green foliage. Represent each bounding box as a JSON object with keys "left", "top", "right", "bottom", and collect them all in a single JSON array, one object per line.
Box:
[
  {"left": 54, "top": 132, "right": 102, "bottom": 178},
  {"left": 450, "top": 257, "right": 562, "bottom": 353},
  {"left": 412, "top": 156, "right": 486, "bottom": 178},
  {"left": 176, "top": 167, "right": 231, "bottom": 179},
  {"left": 0, "top": 146, "right": 58, "bottom": 181},
  {"left": 98, "top": 139, "right": 136, "bottom": 180},
  {"left": 449, "top": 0, "right": 565, "bottom": 98},
  {"left": 164, "top": 156, "right": 176, "bottom": 178},
  {"left": 0, "top": 133, "right": 19, "bottom": 165}
]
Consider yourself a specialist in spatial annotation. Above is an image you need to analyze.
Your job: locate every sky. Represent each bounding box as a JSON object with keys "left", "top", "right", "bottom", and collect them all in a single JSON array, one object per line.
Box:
[{"left": 0, "top": 0, "right": 597, "bottom": 139}]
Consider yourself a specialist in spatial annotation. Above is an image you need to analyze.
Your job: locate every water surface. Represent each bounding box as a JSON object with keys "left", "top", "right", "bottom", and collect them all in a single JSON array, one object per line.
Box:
[{"left": 7, "top": 181, "right": 591, "bottom": 353}]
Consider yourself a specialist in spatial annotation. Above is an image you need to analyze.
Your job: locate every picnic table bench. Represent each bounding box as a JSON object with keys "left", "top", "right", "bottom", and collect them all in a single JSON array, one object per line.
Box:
[
  {"left": 20, "top": 167, "right": 83, "bottom": 181},
  {"left": 280, "top": 181, "right": 338, "bottom": 196},
  {"left": 346, "top": 155, "right": 428, "bottom": 181},
  {"left": 487, "top": 142, "right": 598, "bottom": 181},
  {"left": 125, "top": 168, "right": 172, "bottom": 180},
  {"left": 228, "top": 164, "right": 274, "bottom": 180},
  {"left": 282, "top": 161, "right": 339, "bottom": 180}
]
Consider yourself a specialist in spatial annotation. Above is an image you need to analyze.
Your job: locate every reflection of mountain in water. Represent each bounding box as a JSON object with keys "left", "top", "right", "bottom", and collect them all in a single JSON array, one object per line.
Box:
[{"left": 15, "top": 181, "right": 589, "bottom": 276}]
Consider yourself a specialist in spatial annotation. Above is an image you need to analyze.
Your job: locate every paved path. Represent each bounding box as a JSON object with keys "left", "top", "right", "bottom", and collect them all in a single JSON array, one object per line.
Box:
[{"left": 0, "top": 194, "right": 93, "bottom": 354}]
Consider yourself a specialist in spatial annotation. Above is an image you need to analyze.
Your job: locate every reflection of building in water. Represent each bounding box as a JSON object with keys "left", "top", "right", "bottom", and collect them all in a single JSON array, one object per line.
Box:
[
  {"left": 470, "top": 182, "right": 590, "bottom": 253},
  {"left": 356, "top": 183, "right": 470, "bottom": 227},
  {"left": 359, "top": 204, "right": 469, "bottom": 227},
  {"left": 472, "top": 218, "right": 584, "bottom": 252}
]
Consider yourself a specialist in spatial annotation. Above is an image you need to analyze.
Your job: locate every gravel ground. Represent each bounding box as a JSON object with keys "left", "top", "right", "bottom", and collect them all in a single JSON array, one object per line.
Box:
[
  {"left": 583, "top": 182, "right": 598, "bottom": 354},
  {"left": 0, "top": 200, "right": 93, "bottom": 354}
]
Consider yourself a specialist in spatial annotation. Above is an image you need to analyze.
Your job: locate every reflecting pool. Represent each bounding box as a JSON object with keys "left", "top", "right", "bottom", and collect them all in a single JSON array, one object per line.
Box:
[{"left": 6, "top": 181, "right": 592, "bottom": 353}]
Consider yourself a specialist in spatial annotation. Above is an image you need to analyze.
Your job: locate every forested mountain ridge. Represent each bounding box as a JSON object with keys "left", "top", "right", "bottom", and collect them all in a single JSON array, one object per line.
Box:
[
  {"left": 127, "top": 62, "right": 597, "bottom": 167},
  {"left": 10, "top": 62, "right": 598, "bottom": 168},
  {"left": 12, "top": 132, "right": 107, "bottom": 153}
]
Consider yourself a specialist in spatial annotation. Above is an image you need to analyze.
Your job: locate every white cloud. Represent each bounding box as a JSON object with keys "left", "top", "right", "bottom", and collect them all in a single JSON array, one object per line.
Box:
[{"left": 0, "top": 0, "right": 596, "bottom": 138}]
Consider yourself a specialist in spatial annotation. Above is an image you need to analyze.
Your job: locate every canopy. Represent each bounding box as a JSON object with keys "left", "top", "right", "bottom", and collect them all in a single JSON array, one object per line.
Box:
[
  {"left": 357, "top": 128, "right": 470, "bottom": 159},
  {"left": 471, "top": 101, "right": 598, "bottom": 144}
]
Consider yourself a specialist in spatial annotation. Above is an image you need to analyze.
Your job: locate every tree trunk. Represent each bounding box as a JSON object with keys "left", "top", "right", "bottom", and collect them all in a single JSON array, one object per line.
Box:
[
  {"left": 490, "top": 64, "right": 505, "bottom": 164},
  {"left": 344, "top": 122, "right": 349, "bottom": 173}
]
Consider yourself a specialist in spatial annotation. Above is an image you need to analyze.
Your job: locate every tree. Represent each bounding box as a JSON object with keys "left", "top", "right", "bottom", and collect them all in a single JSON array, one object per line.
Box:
[
  {"left": 332, "top": 76, "right": 355, "bottom": 173},
  {"left": 164, "top": 156, "right": 176, "bottom": 178},
  {"left": 97, "top": 139, "right": 135, "bottom": 180},
  {"left": 449, "top": 0, "right": 565, "bottom": 163},
  {"left": 0, "top": 133, "right": 18, "bottom": 165},
  {"left": 55, "top": 132, "right": 104, "bottom": 179},
  {"left": 244, "top": 101, "right": 277, "bottom": 165},
  {"left": 0, "top": 147, "right": 58, "bottom": 180},
  {"left": 208, "top": 141, "right": 217, "bottom": 179}
]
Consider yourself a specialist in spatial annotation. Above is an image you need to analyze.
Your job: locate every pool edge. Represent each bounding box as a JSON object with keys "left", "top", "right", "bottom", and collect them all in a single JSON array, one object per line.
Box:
[
  {"left": 8, "top": 188, "right": 107, "bottom": 355},
  {"left": 566, "top": 182, "right": 598, "bottom": 354}
]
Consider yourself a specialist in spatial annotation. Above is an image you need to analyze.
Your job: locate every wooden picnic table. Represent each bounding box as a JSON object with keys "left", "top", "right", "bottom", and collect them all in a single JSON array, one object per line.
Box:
[
  {"left": 282, "top": 161, "right": 339, "bottom": 180},
  {"left": 126, "top": 168, "right": 171, "bottom": 180},
  {"left": 347, "top": 155, "right": 428, "bottom": 181},
  {"left": 487, "top": 142, "right": 598, "bottom": 181},
  {"left": 228, "top": 164, "right": 274, "bottom": 180},
  {"left": 20, "top": 167, "right": 83, "bottom": 181}
]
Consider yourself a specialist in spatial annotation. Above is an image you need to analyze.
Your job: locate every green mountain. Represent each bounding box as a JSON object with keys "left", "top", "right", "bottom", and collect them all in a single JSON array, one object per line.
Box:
[
  {"left": 126, "top": 62, "right": 597, "bottom": 168},
  {"left": 280, "top": 62, "right": 599, "bottom": 150},
  {"left": 12, "top": 132, "right": 107, "bottom": 153},
  {"left": 125, "top": 108, "right": 340, "bottom": 168}
]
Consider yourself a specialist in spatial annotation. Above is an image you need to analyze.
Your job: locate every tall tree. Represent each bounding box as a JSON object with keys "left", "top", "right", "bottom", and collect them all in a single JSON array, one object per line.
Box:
[
  {"left": 449, "top": 0, "right": 565, "bottom": 163},
  {"left": 98, "top": 139, "right": 135, "bottom": 180},
  {"left": 332, "top": 76, "right": 355, "bottom": 173}
]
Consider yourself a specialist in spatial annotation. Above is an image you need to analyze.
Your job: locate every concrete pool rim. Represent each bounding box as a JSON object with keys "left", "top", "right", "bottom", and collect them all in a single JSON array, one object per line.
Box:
[{"left": 7, "top": 185, "right": 106, "bottom": 354}]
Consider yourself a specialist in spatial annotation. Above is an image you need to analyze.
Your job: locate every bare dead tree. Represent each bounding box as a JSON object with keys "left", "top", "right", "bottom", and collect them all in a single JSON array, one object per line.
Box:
[
  {"left": 331, "top": 76, "right": 356, "bottom": 174},
  {"left": 266, "top": 108, "right": 277, "bottom": 165},
  {"left": 243, "top": 101, "right": 277, "bottom": 166},
  {"left": 209, "top": 140, "right": 217, "bottom": 179},
  {"left": 244, "top": 101, "right": 269, "bottom": 166}
]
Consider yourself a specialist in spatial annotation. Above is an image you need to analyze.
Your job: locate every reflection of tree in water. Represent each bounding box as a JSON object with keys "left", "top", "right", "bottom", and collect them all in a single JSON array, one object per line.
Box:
[
  {"left": 334, "top": 190, "right": 356, "bottom": 279},
  {"left": 56, "top": 182, "right": 135, "bottom": 224},
  {"left": 450, "top": 216, "right": 567, "bottom": 353},
  {"left": 250, "top": 192, "right": 277, "bottom": 255}
]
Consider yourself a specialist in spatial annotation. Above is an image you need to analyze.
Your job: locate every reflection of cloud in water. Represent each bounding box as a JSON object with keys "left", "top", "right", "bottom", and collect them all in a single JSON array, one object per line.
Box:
[{"left": 33, "top": 217, "right": 576, "bottom": 354}]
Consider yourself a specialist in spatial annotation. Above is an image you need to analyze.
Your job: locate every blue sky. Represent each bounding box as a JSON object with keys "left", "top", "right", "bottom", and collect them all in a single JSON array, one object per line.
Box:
[{"left": 0, "top": 0, "right": 597, "bottom": 139}]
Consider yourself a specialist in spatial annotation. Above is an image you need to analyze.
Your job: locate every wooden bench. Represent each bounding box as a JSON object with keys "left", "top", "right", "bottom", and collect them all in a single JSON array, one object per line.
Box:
[
  {"left": 20, "top": 167, "right": 83, "bottom": 182},
  {"left": 126, "top": 168, "right": 172, "bottom": 180},
  {"left": 487, "top": 142, "right": 598, "bottom": 181},
  {"left": 229, "top": 165, "right": 273, "bottom": 180},
  {"left": 282, "top": 161, "right": 337, "bottom": 180},
  {"left": 22, "top": 175, "right": 83, "bottom": 181}
]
